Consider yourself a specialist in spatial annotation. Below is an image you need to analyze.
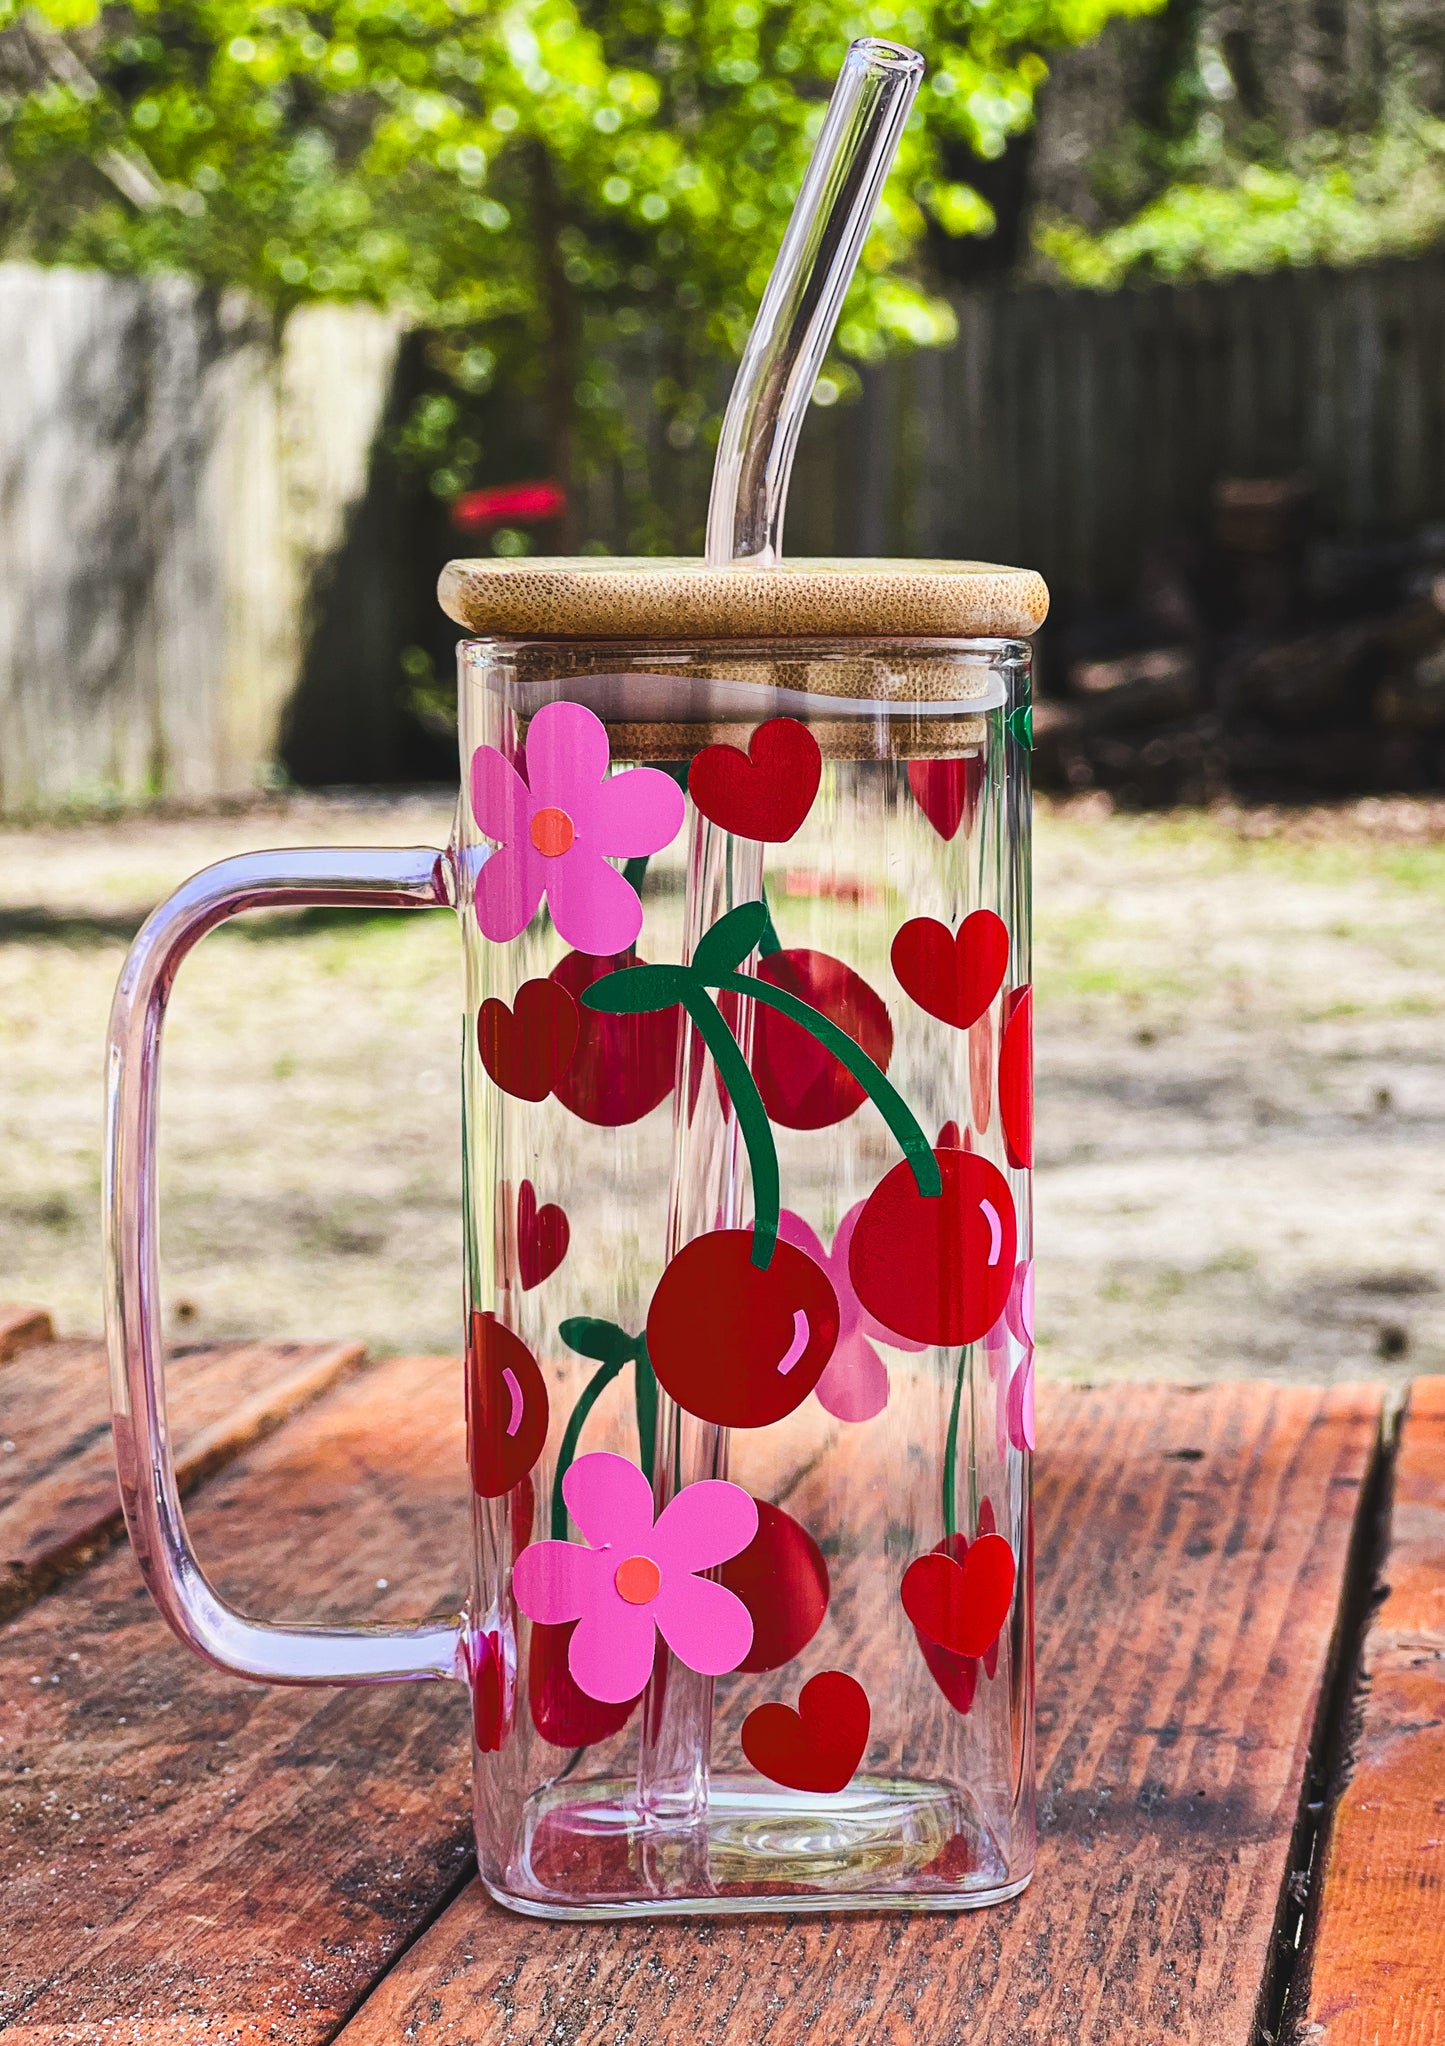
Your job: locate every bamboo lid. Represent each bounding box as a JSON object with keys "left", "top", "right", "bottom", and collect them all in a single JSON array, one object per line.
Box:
[{"left": 439, "top": 556, "right": 1049, "bottom": 643}]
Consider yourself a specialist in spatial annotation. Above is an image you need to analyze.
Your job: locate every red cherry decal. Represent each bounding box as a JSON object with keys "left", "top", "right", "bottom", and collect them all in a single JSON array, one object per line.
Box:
[
  {"left": 718, "top": 949, "right": 893, "bottom": 1131},
  {"left": 477, "top": 979, "right": 579, "bottom": 1101},
  {"left": 509, "top": 1474, "right": 535, "bottom": 1555},
  {"left": 999, "top": 985, "right": 1034, "bottom": 1169},
  {"left": 719, "top": 1500, "right": 830, "bottom": 1672},
  {"left": 890, "top": 910, "right": 1009, "bottom": 1031},
  {"left": 688, "top": 717, "right": 822, "bottom": 843},
  {"left": 517, "top": 1179, "right": 569, "bottom": 1290},
  {"left": 466, "top": 1310, "right": 549, "bottom": 1498},
  {"left": 907, "top": 757, "right": 984, "bottom": 841},
  {"left": 550, "top": 949, "right": 679, "bottom": 1127},
  {"left": 646, "top": 1231, "right": 840, "bottom": 1429},
  {"left": 529, "top": 1619, "right": 642, "bottom": 1748},
  {"left": 471, "top": 1629, "right": 508, "bottom": 1752},
  {"left": 901, "top": 1532, "right": 1016, "bottom": 1659},
  {"left": 741, "top": 1671, "right": 870, "bottom": 1793},
  {"left": 849, "top": 1148, "right": 1016, "bottom": 1347}
]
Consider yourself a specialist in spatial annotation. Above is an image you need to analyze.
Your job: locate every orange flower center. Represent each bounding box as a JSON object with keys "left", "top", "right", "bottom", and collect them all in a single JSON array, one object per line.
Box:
[
  {"left": 613, "top": 1554, "right": 662, "bottom": 1606},
  {"left": 529, "top": 806, "right": 576, "bottom": 858}
]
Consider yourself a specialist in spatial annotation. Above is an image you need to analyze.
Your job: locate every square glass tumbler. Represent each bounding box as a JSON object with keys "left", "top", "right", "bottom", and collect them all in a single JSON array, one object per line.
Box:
[{"left": 106, "top": 558, "right": 1046, "bottom": 1921}]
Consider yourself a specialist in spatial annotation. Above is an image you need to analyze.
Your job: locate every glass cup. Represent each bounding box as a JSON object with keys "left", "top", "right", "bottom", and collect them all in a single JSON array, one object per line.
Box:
[{"left": 106, "top": 599, "right": 1037, "bottom": 1920}]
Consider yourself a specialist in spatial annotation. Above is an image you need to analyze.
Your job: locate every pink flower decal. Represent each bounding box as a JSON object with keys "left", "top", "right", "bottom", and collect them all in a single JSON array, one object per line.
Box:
[
  {"left": 513, "top": 1452, "right": 757, "bottom": 1703},
  {"left": 987, "top": 1259, "right": 1035, "bottom": 1455},
  {"left": 470, "top": 702, "right": 685, "bottom": 954},
  {"left": 777, "top": 1203, "right": 925, "bottom": 1423},
  {"left": 1007, "top": 1349, "right": 1036, "bottom": 1452}
]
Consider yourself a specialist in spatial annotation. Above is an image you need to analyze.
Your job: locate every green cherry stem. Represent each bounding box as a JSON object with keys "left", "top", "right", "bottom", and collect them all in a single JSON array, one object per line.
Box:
[
  {"left": 550, "top": 1354, "right": 627, "bottom": 1540},
  {"left": 942, "top": 1349, "right": 966, "bottom": 1540},
  {"left": 580, "top": 917, "right": 942, "bottom": 1277},
  {"left": 679, "top": 988, "right": 781, "bottom": 1270},
  {"left": 758, "top": 890, "right": 783, "bottom": 957},
  {"left": 710, "top": 970, "right": 942, "bottom": 1199},
  {"left": 633, "top": 1336, "right": 658, "bottom": 1487},
  {"left": 552, "top": 1318, "right": 659, "bottom": 1535}
]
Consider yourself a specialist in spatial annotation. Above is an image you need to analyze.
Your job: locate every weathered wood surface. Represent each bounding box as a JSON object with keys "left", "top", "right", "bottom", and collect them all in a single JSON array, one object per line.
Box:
[
  {"left": 336, "top": 1381, "right": 1381, "bottom": 2046},
  {"left": 1302, "top": 1378, "right": 1445, "bottom": 2044},
  {"left": 0, "top": 1335, "right": 362, "bottom": 1620},
  {"left": 0, "top": 1304, "right": 53, "bottom": 1364},
  {"left": 0, "top": 1350, "right": 472, "bottom": 2043}
]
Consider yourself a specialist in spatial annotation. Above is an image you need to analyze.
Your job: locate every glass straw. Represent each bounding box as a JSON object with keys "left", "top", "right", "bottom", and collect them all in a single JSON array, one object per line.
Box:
[
  {"left": 704, "top": 37, "right": 924, "bottom": 568},
  {"left": 636, "top": 37, "right": 925, "bottom": 1847}
]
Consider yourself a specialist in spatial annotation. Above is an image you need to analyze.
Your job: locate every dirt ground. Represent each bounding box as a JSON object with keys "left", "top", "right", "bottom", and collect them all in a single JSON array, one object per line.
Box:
[{"left": 3, "top": 790, "right": 1444, "bottom": 1386}]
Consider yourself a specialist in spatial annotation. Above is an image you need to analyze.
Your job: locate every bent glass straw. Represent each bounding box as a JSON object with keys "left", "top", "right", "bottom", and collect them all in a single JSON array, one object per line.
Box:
[{"left": 704, "top": 38, "right": 925, "bottom": 569}]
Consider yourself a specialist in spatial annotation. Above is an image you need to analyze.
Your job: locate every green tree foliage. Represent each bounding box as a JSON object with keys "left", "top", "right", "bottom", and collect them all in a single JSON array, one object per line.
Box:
[
  {"left": 0, "top": 0, "right": 1160, "bottom": 540},
  {"left": 1034, "top": 6, "right": 1445, "bottom": 287}
]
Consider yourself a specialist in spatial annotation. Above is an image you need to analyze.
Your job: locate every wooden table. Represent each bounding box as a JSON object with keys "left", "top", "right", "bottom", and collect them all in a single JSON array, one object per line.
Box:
[{"left": 3, "top": 1306, "right": 1442, "bottom": 2044}]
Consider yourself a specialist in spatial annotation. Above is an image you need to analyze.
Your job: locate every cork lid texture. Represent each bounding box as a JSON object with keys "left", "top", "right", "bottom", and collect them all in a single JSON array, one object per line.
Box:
[{"left": 439, "top": 557, "right": 1049, "bottom": 644}]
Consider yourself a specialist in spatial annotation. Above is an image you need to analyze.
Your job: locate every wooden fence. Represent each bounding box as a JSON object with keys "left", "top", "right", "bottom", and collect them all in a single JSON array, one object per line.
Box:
[
  {"left": 0, "top": 264, "right": 400, "bottom": 812},
  {"left": 782, "top": 255, "right": 1445, "bottom": 601},
  {"left": 4, "top": 254, "right": 1445, "bottom": 809}
]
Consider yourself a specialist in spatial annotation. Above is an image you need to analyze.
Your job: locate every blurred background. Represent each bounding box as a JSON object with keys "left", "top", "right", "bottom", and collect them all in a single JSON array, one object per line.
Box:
[{"left": 4, "top": 0, "right": 1445, "bottom": 1383}]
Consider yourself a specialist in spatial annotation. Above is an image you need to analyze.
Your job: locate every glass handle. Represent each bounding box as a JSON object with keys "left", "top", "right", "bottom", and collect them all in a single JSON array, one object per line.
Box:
[{"left": 104, "top": 846, "right": 465, "bottom": 1687}]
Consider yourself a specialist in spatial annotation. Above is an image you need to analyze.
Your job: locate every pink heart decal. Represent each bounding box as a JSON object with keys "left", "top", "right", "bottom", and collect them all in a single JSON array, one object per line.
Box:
[
  {"left": 517, "top": 1179, "right": 569, "bottom": 1290},
  {"left": 900, "top": 1531, "right": 1016, "bottom": 1659},
  {"left": 891, "top": 910, "right": 1009, "bottom": 1030},
  {"left": 688, "top": 717, "right": 822, "bottom": 842}
]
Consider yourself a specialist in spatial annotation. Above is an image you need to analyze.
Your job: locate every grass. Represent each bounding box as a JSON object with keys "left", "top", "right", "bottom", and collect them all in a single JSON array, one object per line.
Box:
[{"left": 4, "top": 790, "right": 1445, "bottom": 1385}]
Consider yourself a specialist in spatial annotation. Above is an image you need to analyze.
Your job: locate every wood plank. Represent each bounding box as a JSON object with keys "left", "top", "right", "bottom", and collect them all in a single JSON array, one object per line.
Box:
[
  {"left": 0, "top": 1304, "right": 53, "bottom": 1364},
  {"left": 0, "top": 1350, "right": 472, "bottom": 2042},
  {"left": 0, "top": 1335, "right": 363, "bottom": 1619},
  {"left": 1300, "top": 1377, "right": 1445, "bottom": 2045},
  {"left": 334, "top": 1381, "right": 1381, "bottom": 2046}
]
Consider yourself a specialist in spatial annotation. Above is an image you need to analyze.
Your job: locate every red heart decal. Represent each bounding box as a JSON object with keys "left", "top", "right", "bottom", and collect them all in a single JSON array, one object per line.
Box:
[
  {"left": 907, "top": 757, "right": 984, "bottom": 841},
  {"left": 470, "top": 1629, "right": 509, "bottom": 1752},
  {"left": 688, "top": 717, "right": 822, "bottom": 842},
  {"left": 900, "top": 1531, "right": 1016, "bottom": 1659},
  {"left": 466, "top": 1310, "right": 549, "bottom": 1498},
  {"left": 478, "top": 980, "right": 579, "bottom": 1101},
  {"left": 913, "top": 1536, "right": 979, "bottom": 1714},
  {"left": 911, "top": 1503, "right": 1002, "bottom": 1712},
  {"left": 999, "top": 985, "right": 1033, "bottom": 1169},
  {"left": 741, "top": 1670, "right": 870, "bottom": 1793},
  {"left": 974, "top": 1497, "right": 1003, "bottom": 1681},
  {"left": 891, "top": 910, "right": 1009, "bottom": 1030},
  {"left": 516, "top": 1180, "right": 569, "bottom": 1290}
]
